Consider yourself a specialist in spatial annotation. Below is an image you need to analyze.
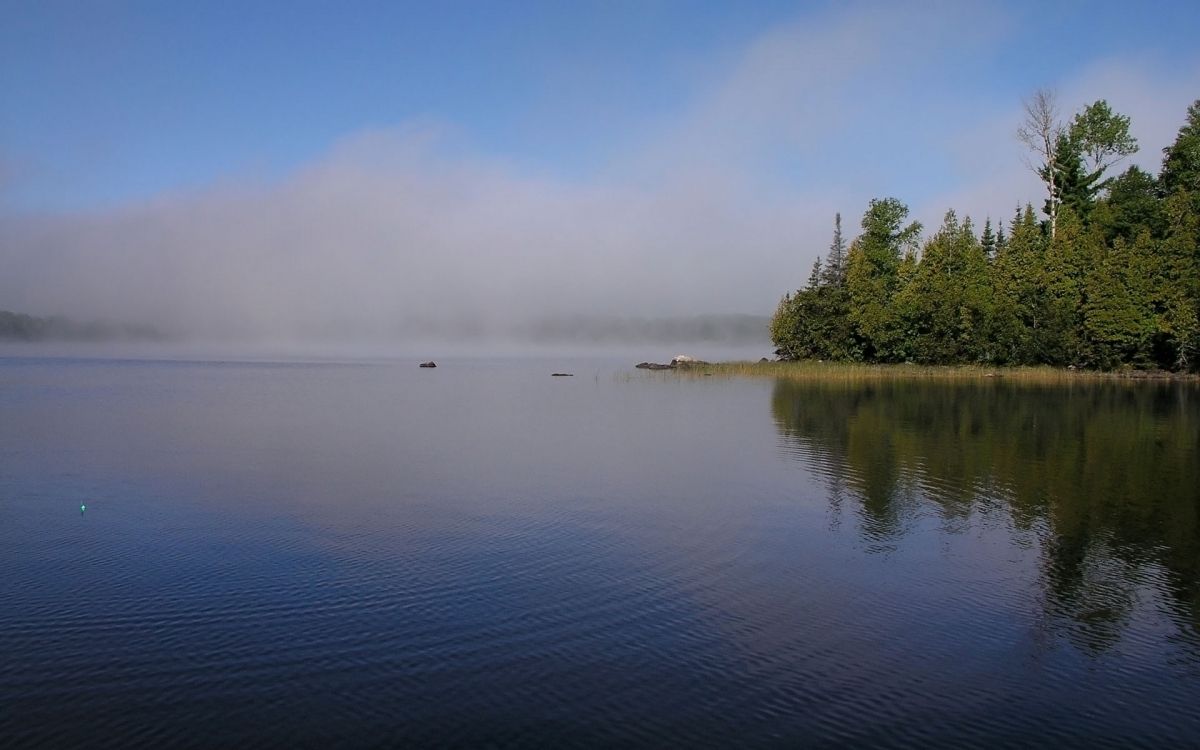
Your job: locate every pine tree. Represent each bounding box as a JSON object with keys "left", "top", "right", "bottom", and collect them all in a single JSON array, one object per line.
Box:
[
  {"left": 846, "top": 198, "right": 923, "bottom": 361},
  {"left": 1160, "top": 99, "right": 1200, "bottom": 197},
  {"left": 1157, "top": 192, "right": 1200, "bottom": 369},
  {"left": 1092, "top": 166, "right": 1164, "bottom": 244},
  {"left": 807, "top": 259, "right": 823, "bottom": 290},
  {"left": 991, "top": 205, "right": 1049, "bottom": 364},
  {"left": 981, "top": 218, "right": 997, "bottom": 259},
  {"left": 1042, "top": 133, "right": 1101, "bottom": 225},
  {"left": 820, "top": 213, "right": 847, "bottom": 287},
  {"left": 1039, "top": 208, "right": 1100, "bottom": 365},
  {"left": 902, "top": 212, "right": 991, "bottom": 363},
  {"left": 1083, "top": 233, "right": 1155, "bottom": 368}
]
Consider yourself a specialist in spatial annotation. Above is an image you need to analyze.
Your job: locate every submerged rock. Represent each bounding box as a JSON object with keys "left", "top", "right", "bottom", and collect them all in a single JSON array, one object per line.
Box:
[
  {"left": 419, "top": 361, "right": 437, "bottom": 368},
  {"left": 551, "top": 373, "right": 574, "bottom": 377}
]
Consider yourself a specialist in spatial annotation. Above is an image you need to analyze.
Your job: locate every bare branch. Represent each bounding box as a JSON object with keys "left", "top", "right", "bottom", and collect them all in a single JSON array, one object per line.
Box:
[{"left": 1016, "top": 88, "right": 1062, "bottom": 237}]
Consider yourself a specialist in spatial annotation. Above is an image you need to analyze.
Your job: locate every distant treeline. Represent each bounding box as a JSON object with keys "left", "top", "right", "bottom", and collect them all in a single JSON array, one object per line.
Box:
[
  {"left": 772, "top": 97, "right": 1200, "bottom": 371},
  {"left": 0, "top": 310, "right": 164, "bottom": 342}
]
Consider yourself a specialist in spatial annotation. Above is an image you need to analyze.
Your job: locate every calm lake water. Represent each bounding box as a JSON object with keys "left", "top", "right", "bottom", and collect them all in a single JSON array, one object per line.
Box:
[{"left": 2, "top": 354, "right": 1198, "bottom": 748}]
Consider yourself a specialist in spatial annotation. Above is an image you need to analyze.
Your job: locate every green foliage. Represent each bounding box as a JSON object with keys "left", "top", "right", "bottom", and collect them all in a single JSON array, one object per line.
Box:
[
  {"left": 770, "top": 100, "right": 1199, "bottom": 372},
  {"left": 845, "top": 198, "right": 922, "bottom": 361},
  {"left": 770, "top": 215, "right": 860, "bottom": 361},
  {"left": 1160, "top": 100, "right": 1200, "bottom": 197},
  {"left": 1041, "top": 133, "right": 1100, "bottom": 223},
  {"left": 1092, "top": 166, "right": 1164, "bottom": 244},
  {"left": 1082, "top": 233, "right": 1155, "bottom": 368},
  {"left": 1069, "top": 99, "right": 1138, "bottom": 178},
  {"left": 894, "top": 212, "right": 992, "bottom": 364},
  {"left": 981, "top": 218, "right": 997, "bottom": 259},
  {"left": 989, "top": 206, "right": 1046, "bottom": 363}
]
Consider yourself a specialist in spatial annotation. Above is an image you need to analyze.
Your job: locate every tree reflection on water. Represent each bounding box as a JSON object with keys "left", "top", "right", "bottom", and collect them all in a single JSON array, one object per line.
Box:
[{"left": 771, "top": 379, "right": 1200, "bottom": 651}]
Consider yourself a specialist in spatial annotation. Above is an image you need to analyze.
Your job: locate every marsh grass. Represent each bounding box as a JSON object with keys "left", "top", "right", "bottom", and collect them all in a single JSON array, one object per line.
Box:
[{"left": 663, "top": 360, "right": 1200, "bottom": 385}]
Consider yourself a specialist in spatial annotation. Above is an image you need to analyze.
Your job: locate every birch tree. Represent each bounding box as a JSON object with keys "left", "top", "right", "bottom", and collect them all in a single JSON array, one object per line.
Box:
[{"left": 1017, "top": 89, "right": 1063, "bottom": 237}]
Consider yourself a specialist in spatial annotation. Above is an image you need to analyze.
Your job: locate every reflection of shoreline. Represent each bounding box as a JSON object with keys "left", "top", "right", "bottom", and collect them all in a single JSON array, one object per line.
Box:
[{"left": 770, "top": 379, "right": 1200, "bottom": 648}]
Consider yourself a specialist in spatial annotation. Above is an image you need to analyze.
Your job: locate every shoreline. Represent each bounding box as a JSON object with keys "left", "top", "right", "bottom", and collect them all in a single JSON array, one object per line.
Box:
[{"left": 675, "top": 360, "right": 1200, "bottom": 384}]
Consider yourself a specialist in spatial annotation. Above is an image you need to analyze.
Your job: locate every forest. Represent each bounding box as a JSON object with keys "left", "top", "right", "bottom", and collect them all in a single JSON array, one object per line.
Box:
[
  {"left": 0, "top": 309, "right": 163, "bottom": 342},
  {"left": 771, "top": 96, "right": 1200, "bottom": 371}
]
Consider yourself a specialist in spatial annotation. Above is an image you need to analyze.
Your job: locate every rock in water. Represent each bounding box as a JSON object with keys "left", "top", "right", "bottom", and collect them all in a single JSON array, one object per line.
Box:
[
  {"left": 551, "top": 373, "right": 574, "bottom": 377},
  {"left": 419, "top": 361, "right": 437, "bottom": 368},
  {"left": 635, "top": 362, "right": 674, "bottom": 370}
]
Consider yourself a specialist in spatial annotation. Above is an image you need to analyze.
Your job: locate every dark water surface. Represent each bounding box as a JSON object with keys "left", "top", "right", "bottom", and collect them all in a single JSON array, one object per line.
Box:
[{"left": 2, "top": 355, "right": 1198, "bottom": 748}]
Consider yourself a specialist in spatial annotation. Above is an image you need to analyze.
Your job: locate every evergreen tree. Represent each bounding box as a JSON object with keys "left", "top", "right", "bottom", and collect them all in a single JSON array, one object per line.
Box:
[
  {"left": 995, "top": 219, "right": 1008, "bottom": 254},
  {"left": 1083, "top": 232, "right": 1155, "bottom": 368},
  {"left": 1157, "top": 192, "right": 1200, "bottom": 369},
  {"left": 807, "top": 259, "right": 823, "bottom": 290},
  {"left": 1091, "top": 166, "right": 1165, "bottom": 244},
  {"left": 1042, "top": 133, "right": 1100, "bottom": 224},
  {"left": 900, "top": 212, "right": 991, "bottom": 363},
  {"left": 1038, "top": 208, "right": 1100, "bottom": 365},
  {"left": 846, "top": 198, "right": 922, "bottom": 361},
  {"left": 821, "top": 213, "right": 848, "bottom": 287},
  {"left": 991, "top": 205, "right": 1050, "bottom": 364},
  {"left": 1160, "top": 99, "right": 1200, "bottom": 197},
  {"left": 981, "top": 218, "right": 997, "bottom": 259}
]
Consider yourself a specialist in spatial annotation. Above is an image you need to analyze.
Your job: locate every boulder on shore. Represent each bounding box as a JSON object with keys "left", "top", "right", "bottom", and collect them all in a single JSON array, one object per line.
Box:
[{"left": 419, "top": 361, "right": 437, "bottom": 368}]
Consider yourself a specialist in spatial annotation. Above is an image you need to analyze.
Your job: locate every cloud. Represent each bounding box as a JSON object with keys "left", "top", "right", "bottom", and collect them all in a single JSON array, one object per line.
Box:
[{"left": 1, "top": 1, "right": 1195, "bottom": 343}]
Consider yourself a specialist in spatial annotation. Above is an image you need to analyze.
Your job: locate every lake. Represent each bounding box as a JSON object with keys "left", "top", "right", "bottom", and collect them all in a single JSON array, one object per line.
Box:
[{"left": 2, "top": 354, "right": 1198, "bottom": 748}]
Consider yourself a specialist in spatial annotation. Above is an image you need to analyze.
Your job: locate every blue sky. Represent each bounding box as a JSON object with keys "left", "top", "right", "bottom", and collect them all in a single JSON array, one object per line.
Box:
[
  {"left": 2, "top": 1, "right": 1199, "bottom": 335},
  {"left": 5, "top": 0, "right": 1197, "bottom": 211}
]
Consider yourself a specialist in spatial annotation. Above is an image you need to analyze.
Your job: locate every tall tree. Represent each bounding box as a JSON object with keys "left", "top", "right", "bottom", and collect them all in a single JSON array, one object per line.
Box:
[
  {"left": 821, "top": 213, "right": 847, "bottom": 287},
  {"left": 1042, "top": 132, "right": 1100, "bottom": 223},
  {"left": 1069, "top": 99, "right": 1138, "bottom": 185},
  {"left": 1091, "top": 166, "right": 1164, "bottom": 244},
  {"left": 981, "top": 218, "right": 997, "bottom": 259},
  {"left": 1039, "top": 207, "right": 1101, "bottom": 365},
  {"left": 1083, "top": 232, "right": 1155, "bottom": 368},
  {"left": 1158, "top": 192, "right": 1200, "bottom": 370},
  {"left": 1160, "top": 99, "right": 1200, "bottom": 197},
  {"left": 846, "top": 198, "right": 922, "bottom": 361},
  {"left": 1018, "top": 89, "right": 1064, "bottom": 238},
  {"left": 899, "top": 212, "right": 991, "bottom": 363},
  {"left": 990, "top": 205, "right": 1047, "bottom": 364}
]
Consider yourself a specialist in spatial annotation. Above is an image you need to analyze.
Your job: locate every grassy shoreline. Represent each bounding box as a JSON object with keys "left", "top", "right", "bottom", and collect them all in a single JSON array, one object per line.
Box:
[{"left": 679, "top": 360, "right": 1200, "bottom": 384}]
